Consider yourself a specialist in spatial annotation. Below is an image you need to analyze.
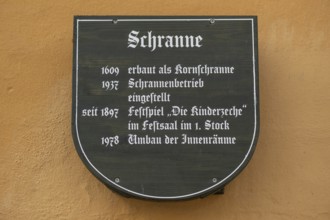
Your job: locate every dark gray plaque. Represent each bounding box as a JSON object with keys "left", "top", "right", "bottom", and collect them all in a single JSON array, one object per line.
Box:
[{"left": 72, "top": 16, "right": 259, "bottom": 200}]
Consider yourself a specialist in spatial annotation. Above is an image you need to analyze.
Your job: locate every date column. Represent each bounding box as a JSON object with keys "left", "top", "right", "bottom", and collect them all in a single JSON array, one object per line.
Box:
[{"left": 99, "top": 65, "right": 120, "bottom": 148}]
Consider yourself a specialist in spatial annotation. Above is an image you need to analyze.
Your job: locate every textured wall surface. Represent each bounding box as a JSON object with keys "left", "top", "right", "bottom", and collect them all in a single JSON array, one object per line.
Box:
[{"left": 0, "top": 0, "right": 329, "bottom": 219}]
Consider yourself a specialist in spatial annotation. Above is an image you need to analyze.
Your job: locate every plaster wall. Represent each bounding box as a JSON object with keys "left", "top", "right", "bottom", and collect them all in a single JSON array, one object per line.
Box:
[{"left": 0, "top": 0, "right": 329, "bottom": 219}]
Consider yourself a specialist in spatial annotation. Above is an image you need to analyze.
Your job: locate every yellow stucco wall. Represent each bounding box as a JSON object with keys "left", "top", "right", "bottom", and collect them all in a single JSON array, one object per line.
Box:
[{"left": 1, "top": 0, "right": 329, "bottom": 219}]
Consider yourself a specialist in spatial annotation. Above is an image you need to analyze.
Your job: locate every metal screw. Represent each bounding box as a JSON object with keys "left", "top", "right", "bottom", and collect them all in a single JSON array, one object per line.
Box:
[
  {"left": 115, "top": 178, "right": 120, "bottom": 183},
  {"left": 210, "top": 18, "right": 215, "bottom": 24},
  {"left": 113, "top": 19, "right": 118, "bottom": 24},
  {"left": 212, "top": 178, "right": 217, "bottom": 183}
]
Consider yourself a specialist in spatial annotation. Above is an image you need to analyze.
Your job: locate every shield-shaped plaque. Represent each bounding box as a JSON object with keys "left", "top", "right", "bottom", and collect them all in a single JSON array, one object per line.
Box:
[{"left": 72, "top": 16, "right": 259, "bottom": 200}]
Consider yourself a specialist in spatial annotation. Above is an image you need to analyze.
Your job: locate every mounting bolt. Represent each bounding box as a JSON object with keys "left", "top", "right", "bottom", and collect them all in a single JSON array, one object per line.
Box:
[
  {"left": 113, "top": 19, "right": 118, "bottom": 24},
  {"left": 115, "top": 178, "right": 120, "bottom": 183},
  {"left": 212, "top": 178, "right": 218, "bottom": 183},
  {"left": 210, "top": 18, "right": 215, "bottom": 24}
]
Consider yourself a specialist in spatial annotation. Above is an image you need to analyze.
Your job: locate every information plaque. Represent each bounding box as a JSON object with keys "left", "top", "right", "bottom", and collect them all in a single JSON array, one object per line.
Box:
[{"left": 72, "top": 16, "right": 259, "bottom": 200}]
